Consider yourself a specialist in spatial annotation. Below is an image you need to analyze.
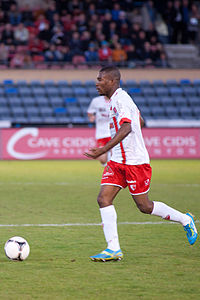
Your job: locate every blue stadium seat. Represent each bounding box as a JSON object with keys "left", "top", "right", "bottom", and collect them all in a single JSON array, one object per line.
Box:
[
  {"left": 155, "top": 87, "right": 169, "bottom": 96},
  {"left": 59, "top": 87, "right": 74, "bottom": 97},
  {"left": 73, "top": 87, "right": 87, "bottom": 97},
  {"left": 141, "top": 87, "right": 155, "bottom": 96},
  {"left": 21, "top": 96, "right": 36, "bottom": 106},
  {"left": 7, "top": 96, "right": 22, "bottom": 107},
  {"left": 16, "top": 80, "right": 27, "bottom": 87},
  {"left": 56, "top": 116, "right": 71, "bottom": 123},
  {"left": 39, "top": 107, "right": 53, "bottom": 117},
  {"left": 182, "top": 86, "right": 197, "bottom": 96},
  {"left": 139, "top": 80, "right": 151, "bottom": 87},
  {"left": 71, "top": 116, "right": 87, "bottom": 124},
  {"left": 57, "top": 80, "right": 68, "bottom": 87},
  {"left": 173, "top": 96, "right": 187, "bottom": 106},
  {"left": 18, "top": 87, "right": 32, "bottom": 96},
  {"left": 85, "top": 80, "right": 95, "bottom": 87},
  {"left": 0, "top": 107, "right": 11, "bottom": 118},
  {"left": 4, "top": 87, "right": 18, "bottom": 95},
  {"left": 192, "top": 107, "right": 200, "bottom": 118},
  {"left": 87, "top": 87, "right": 98, "bottom": 97},
  {"left": 187, "top": 96, "right": 199, "bottom": 107},
  {"left": 30, "top": 80, "right": 42, "bottom": 87},
  {"left": 180, "top": 79, "right": 191, "bottom": 86},
  {"left": 49, "top": 96, "right": 63, "bottom": 107},
  {"left": 140, "top": 106, "right": 151, "bottom": 118},
  {"left": 77, "top": 96, "right": 90, "bottom": 106},
  {"left": 169, "top": 87, "right": 183, "bottom": 96},
  {"left": 32, "top": 87, "right": 46, "bottom": 97},
  {"left": 152, "top": 80, "right": 165, "bottom": 87},
  {"left": 25, "top": 106, "right": 40, "bottom": 117},
  {"left": 165, "top": 106, "right": 180, "bottom": 118},
  {"left": 65, "top": 97, "right": 77, "bottom": 104},
  {"left": 159, "top": 96, "right": 174, "bottom": 106},
  {"left": 128, "top": 87, "right": 142, "bottom": 96},
  {"left": 0, "top": 87, "right": 5, "bottom": 96},
  {"left": 146, "top": 96, "right": 160, "bottom": 106},
  {"left": 151, "top": 106, "right": 166, "bottom": 118},
  {"left": 53, "top": 107, "right": 67, "bottom": 117},
  {"left": 195, "top": 87, "right": 200, "bottom": 96},
  {"left": 13, "top": 117, "right": 28, "bottom": 123},
  {"left": 28, "top": 116, "right": 43, "bottom": 124},
  {"left": 71, "top": 80, "right": 82, "bottom": 87},
  {"left": 44, "top": 80, "right": 55, "bottom": 87},
  {"left": 3, "top": 79, "right": 14, "bottom": 85},
  {"left": 11, "top": 107, "right": 25, "bottom": 117},
  {"left": 35, "top": 96, "right": 49, "bottom": 107},
  {"left": 166, "top": 79, "right": 178, "bottom": 87},
  {"left": 0, "top": 96, "right": 8, "bottom": 107},
  {"left": 193, "top": 79, "right": 200, "bottom": 87},
  {"left": 179, "top": 106, "right": 193, "bottom": 119},
  {"left": 43, "top": 117, "right": 58, "bottom": 124},
  {"left": 80, "top": 105, "right": 89, "bottom": 115},
  {"left": 45, "top": 86, "right": 59, "bottom": 97},
  {"left": 133, "top": 96, "right": 146, "bottom": 107},
  {"left": 67, "top": 106, "right": 82, "bottom": 117},
  {"left": 125, "top": 80, "right": 137, "bottom": 88}
]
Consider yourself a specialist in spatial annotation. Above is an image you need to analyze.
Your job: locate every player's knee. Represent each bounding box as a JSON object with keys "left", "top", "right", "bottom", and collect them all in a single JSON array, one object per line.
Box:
[
  {"left": 97, "top": 193, "right": 110, "bottom": 208},
  {"left": 137, "top": 202, "right": 153, "bottom": 214}
]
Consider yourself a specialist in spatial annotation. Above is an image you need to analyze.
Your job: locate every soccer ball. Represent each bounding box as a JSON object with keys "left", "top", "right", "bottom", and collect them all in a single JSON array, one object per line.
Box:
[{"left": 4, "top": 236, "right": 30, "bottom": 261}]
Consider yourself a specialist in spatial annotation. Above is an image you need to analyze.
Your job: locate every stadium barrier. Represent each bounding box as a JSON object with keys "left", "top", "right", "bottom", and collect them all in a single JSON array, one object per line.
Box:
[{"left": 0, "top": 127, "right": 199, "bottom": 160}]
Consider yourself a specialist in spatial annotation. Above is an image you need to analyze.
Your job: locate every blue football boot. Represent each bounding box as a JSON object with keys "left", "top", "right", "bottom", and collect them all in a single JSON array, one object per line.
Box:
[
  {"left": 184, "top": 213, "right": 198, "bottom": 245},
  {"left": 90, "top": 248, "right": 123, "bottom": 262}
]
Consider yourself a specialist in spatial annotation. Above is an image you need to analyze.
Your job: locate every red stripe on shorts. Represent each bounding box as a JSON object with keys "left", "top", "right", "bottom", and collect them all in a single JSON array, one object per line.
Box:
[{"left": 113, "top": 116, "right": 126, "bottom": 164}]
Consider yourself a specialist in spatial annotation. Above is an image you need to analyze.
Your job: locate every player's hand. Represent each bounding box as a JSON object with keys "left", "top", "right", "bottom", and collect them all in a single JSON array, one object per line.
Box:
[{"left": 84, "top": 147, "right": 105, "bottom": 159}]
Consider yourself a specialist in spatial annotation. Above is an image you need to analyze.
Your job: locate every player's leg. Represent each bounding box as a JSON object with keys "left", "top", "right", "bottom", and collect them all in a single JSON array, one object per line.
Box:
[{"left": 132, "top": 193, "right": 198, "bottom": 245}]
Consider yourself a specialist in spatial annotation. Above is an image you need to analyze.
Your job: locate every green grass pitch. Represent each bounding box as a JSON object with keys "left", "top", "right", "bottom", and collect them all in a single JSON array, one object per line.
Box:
[{"left": 0, "top": 159, "right": 199, "bottom": 300}]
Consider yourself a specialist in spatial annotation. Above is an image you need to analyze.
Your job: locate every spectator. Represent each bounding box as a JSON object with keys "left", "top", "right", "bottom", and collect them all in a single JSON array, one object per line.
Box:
[
  {"left": 2, "top": 23, "right": 15, "bottom": 45},
  {"left": 51, "top": 25, "right": 64, "bottom": 45},
  {"left": 14, "top": 23, "right": 29, "bottom": 45},
  {"left": 8, "top": 3, "right": 22, "bottom": 26},
  {"left": 69, "top": 31, "right": 82, "bottom": 56},
  {"left": 38, "top": 23, "right": 52, "bottom": 42},
  {"left": 44, "top": 44, "right": 57, "bottom": 62},
  {"left": 188, "top": 4, "right": 200, "bottom": 44},
  {"left": 85, "top": 42, "right": 99, "bottom": 62},
  {"left": 171, "top": 0, "right": 184, "bottom": 44},
  {"left": 98, "top": 40, "right": 112, "bottom": 62},
  {"left": 10, "top": 52, "right": 24, "bottom": 68},
  {"left": 28, "top": 34, "right": 44, "bottom": 56},
  {"left": 126, "top": 44, "right": 138, "bottom": 67},
  {"left": 21, "top": 4, "right": 33, "bottom": 27},
  {"left": 81, "top": 30, "right": 91, "bottom": 52},
  {"left": 162, "top": 0, "right": 174, "bottom": 43},
  {"left": 112, "top": 42, "right": 127, "bottom": 64},
  {"left": 34, "top": 14, "right": 49, "bottom": 34},
  {"left": 0, "top": 43, "right": 9, "bottom": 64}
]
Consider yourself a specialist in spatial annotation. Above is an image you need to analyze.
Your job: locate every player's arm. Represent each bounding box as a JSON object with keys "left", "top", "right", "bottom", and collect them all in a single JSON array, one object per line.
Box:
[
  {"left": 140, "top": 114, "right": 145, "bottom": 128},
  {"left": 87, "top": 112, "right": 96, "bottom": 122},
  {"left": 84, "top": 122, "right": 131, "bottom": 159}
]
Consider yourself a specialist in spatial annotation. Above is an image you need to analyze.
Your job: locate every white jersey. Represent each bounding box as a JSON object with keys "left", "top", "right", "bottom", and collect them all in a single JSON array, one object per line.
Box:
[
  {"left": 87, "top": 96, "right": 111, "bottom": 140},
  {"left": 109, "top": 88, "right": 149, "bottom": 165}
]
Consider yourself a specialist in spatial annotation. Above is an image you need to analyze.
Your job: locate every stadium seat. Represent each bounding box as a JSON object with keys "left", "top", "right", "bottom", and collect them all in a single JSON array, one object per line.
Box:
[
  {"left": 16, "top": 80, "right": 27, "bottom": 87},
  {"left": 13, "top": 117, "right": 28, "bottom": 123},
  {"left": 43, "top": 117, "right": 58, "bottom": 124},
  {"left": 3, "top": 79, "right": 14, "bottom": 85},
  {"left": 139, "top": 80, "right": 151, "bottom": 87},
  {"left": 155, "top": 87, "right": 169, "bottom": 96},
  {"left": 35, "top": 96, "right": 50, "bottom": 107},
  {"left": 32, "top": 87, "right": 46, "bottom": 97},
  {"left": 193, "top": 79, "right": 200, "bottom": 87},
  {"left": 192, "top": 107, "right": 200, "bottom": 118},
  {"left": 173, "top": 96, "right": 187, "bottom": 106},
  {"left": 166, "top": 79, "right": 178, "bottom": 87},
  {"left": 179, "top": 79, "right": 191, "bottom": 86},
  {"left": 56, "top": 116, "right": 71, "bottom": 123},
  {"left": 182, "top": 86, "right": 197, "bottom": 96},
  {"left": 0, "top": 107, "right": 11, "bottom": 118},
  {"left": 39, "top": 107, "right": 53, "bottom": 117},
  {"left": 187, "top": 96, "right": 199, "bottom": 107},
  {"left": 18, "top": 87, "right": 32, "bottom": 96},
  {"left": 45, "top": 86, "right": 59, "bottom": 97},
  {"left": 133, "top": 96, "right": 146, "bottom": 107},
  {"left": 141, "top": 87, "right": 155, "bottom": 96},
  {"left": 21, "top": 96, "right": 36, "bottom": 106},
  {"left": 179, "top": 106, "right": 193, "bottom": 119},
  {"left": 30, "top": 80, "right": 42, "bottom": 87},
  {"left": 28, "top": 116, "right": 43, "bottom": 124},
  {"left": 169, "top": 87, "right": 183, "bottom": 96},
  {"left": 59, "top": 87, "right": 74, "bottom": 97},
  {"left": 71, "top": 116, "right": 87, "bottom": 124},
  {"left": 49, "top": 96, "right": 64, "bottom": 107},
  {"left": 44, "top": 80, "right": 55, "bottom": 87},
  {"left": 85, "top": 80, "right": 96, "bottom": 87},
  {"left": 67, "top": 106, "right": 82, "bottom": 117},
  {"left": 53, "top": 107, "right": 68, "bottom": 117},
  {"left": 152, "top": 80, "right": 165, "bottom": 87},
  {"left": 73, "top": 87, "right": 87, "bottom": 97},
  {"left": 4, "top": 87, "right": 18, "bottom": 95},
  {"left": 128, "top": 87, "right": 142, "bottom": 96},
  {"left": 64, "top": 97, "right": 77, "bottom": 104},
  {"left": 165, "top": 106, "right": 180, "bottom": 118},
  {"left": 57, "top": 80, "right": 68, "bottom": 87},
  {"left": 11, "top": 107, "right": 25, "bottom": 117},
  {"left": 140, "top": 106, "right": 151, "bottom": 118},
  {"left": 159, "top": 96, "right": 174, "bottom": 106},
  {"left": 0, "top": 87, "right": 5, "bottom": 96},
  {"left": 125, "top": 80, "right": 137, "bottom": 88},
  {"left": 146, "top": 96, "right": 161, "bottom": 106},
  {"left": 87, "top": 87, "right": 98, "bottom": 97},
  {"left": 0, "top": 96, "right": 8, "bottom": 107},
  {"left": 25, "top": 106, "right": 40, "bottom": 117},
  {"left": 71, "top": 80, "right": 82, "bottom": 87},
  {"left": 151, "top": 106, "right": 166, "bottom": 118},
  {"left": 195, "top": 87, "right": 200, "bottom": 96},
  {"left": 7, "top": 96, "right": 22, "bottom": 107}
]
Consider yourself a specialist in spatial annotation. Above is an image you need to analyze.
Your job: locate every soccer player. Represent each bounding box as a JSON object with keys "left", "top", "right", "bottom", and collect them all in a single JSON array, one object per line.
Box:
[
  {"left": 87, "top": 95, "right": 111, "bottom": 166},
  {"left": 85, "top": 65, "right": 198, "bottom": 262}
]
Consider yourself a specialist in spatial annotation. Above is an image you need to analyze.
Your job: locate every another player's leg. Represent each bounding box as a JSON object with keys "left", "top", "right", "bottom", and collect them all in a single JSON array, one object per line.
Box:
[
  {"left": 90, "top": 185, "right": 123, "bottom": 262},
  {"left": 132, "top": 193, "right": 198, "bottom": 245}
]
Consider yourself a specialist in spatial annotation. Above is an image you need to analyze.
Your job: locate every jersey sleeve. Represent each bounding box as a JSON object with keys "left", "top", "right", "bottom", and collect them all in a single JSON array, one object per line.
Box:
[
  {"left": 87, "top": 98, "right": 96, "bottom": 114},
  {"left": 115, "top": 97, "right": 132, "bottom": 126}
]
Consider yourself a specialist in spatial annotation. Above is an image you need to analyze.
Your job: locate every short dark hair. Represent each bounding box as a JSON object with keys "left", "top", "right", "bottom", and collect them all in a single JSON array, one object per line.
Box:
[{"left": 99, "top": 65, "right": 121, "bottom": 82}]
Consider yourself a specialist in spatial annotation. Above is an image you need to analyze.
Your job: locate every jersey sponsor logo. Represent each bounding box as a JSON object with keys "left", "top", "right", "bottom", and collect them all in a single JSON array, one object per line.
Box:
[{"left": 103, "top": 165, "right": 114, "bottom": 177}]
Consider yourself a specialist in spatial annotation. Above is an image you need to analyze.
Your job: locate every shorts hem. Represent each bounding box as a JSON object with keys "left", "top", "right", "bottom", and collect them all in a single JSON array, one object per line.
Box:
[
  {"left": 130, "top": 187, "right": 150, "bottom": 196},
  {"left": 101, "top": 183, "right": 123, "bottom": 189}
]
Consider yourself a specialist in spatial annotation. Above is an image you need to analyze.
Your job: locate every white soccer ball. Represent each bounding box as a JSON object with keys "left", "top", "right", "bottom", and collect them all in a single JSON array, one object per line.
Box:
[{"left": 4, "top": 236, "right": 30, "bottom": 261}]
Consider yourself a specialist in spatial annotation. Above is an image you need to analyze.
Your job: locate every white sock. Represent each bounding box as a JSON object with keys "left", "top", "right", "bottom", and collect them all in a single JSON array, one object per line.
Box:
[
  {"left": 151, "top": 201, "right": 191, "bottom": 226},
  {"left": 100, "top": 205, "right": 120, "bottom": 251}
]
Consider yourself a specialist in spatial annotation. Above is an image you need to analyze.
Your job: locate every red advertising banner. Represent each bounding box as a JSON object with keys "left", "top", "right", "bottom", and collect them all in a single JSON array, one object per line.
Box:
[{"left": 0, "top": 127, "right": 200, "bottom": 160}]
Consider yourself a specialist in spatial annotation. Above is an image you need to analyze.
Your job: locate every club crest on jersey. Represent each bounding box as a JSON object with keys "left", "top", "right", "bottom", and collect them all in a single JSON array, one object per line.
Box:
[
  {"left": 110, "top": 122, "right": 114, "bottom": 129},
  {"left": 144, "top": 179, "right": 150, "bottom": 186},
  {"left": 104, "top": 165, "right": 114, "bottom": 177},
  {"left": 130, "top": 184, "right": 136, "bottom": 191}
]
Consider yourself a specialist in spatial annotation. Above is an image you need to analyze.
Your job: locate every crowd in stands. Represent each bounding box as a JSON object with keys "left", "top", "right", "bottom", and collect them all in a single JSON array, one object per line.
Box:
[{"left": 0, "top": 0, "right": 199, "bottom": 69}]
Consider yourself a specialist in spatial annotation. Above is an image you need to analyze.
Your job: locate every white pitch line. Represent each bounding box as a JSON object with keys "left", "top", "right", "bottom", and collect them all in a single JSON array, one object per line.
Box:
[{"left": 0, "top": 221, "right": 199, "bottom": 227}]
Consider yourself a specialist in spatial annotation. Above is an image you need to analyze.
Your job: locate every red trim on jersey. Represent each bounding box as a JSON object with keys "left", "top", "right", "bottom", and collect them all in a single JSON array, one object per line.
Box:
[
  {"left": 119, "top": 118, "right": 131, "bottom": 126},
  {"left": 113, "top": 116, "right": 126, "bottom": 164}
]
